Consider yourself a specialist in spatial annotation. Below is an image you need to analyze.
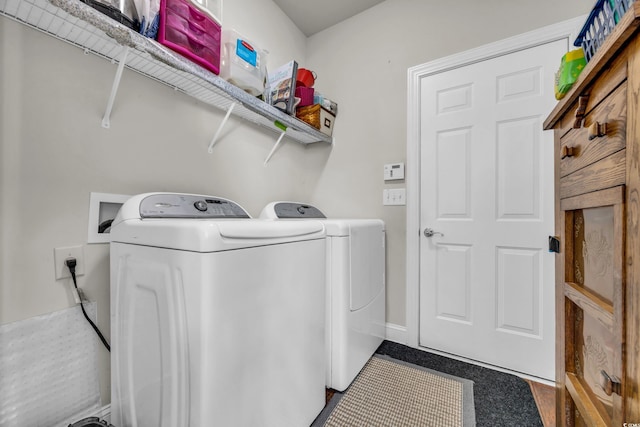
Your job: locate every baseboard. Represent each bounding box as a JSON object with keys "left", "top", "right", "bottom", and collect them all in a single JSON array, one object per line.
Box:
[
  {"left": 385, "top": 323, "right": 407, "bottom": 345},
  {"left": 93, "top": 404, "right": 111, "bottom": 421},
  {"left": 417, "top": 346, "right": 555, "bottom": 386}
]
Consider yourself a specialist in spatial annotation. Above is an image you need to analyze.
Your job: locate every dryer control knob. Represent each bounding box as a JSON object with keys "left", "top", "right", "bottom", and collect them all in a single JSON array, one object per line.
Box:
[{"left": 194, "top": 200, "right": 208, "bottom": 212}]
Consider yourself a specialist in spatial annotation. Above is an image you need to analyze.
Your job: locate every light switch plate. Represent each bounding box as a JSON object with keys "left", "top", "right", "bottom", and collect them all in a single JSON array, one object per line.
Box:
[{"left": 383, "top": 188, "right": 406, "bottom": 205}]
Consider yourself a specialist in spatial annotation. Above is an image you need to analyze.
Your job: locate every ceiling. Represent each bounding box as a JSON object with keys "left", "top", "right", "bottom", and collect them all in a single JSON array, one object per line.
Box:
[{"left": 272, "top": 0, "right": 386, "bottom": 37}]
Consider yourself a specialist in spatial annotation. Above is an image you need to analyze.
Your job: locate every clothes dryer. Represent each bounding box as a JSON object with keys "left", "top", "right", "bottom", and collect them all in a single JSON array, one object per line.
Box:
[
  {"left": 260, "top": 202, "right": 385, "bottom": 392},
  {"left": 110, "top": 193, "right": 327, "bottom": 427}
]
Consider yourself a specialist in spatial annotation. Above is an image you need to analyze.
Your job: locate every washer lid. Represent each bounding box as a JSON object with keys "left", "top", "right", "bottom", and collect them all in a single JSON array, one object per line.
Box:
[{"left": 111, "top": 219, "right": 325, "bottom": 252}]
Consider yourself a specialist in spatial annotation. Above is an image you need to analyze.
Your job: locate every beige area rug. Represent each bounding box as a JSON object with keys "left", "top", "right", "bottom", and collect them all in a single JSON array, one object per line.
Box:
[{"left": 313, "top": 355, "right": 475, "bottom": 427}]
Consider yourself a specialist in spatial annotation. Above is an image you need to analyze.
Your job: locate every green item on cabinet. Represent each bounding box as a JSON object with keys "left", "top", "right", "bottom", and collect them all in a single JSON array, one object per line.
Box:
[{"left": 554, "top": 48, "right": 587, "bottom": 100}]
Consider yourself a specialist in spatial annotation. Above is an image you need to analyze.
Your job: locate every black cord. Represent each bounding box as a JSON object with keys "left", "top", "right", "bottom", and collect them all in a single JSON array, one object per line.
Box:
[
  {"left": 66, "top": 258, "right": 111, "bottom": 352},
  {"left": 98, "top": 219, "right": 113, "bottom": 234}
]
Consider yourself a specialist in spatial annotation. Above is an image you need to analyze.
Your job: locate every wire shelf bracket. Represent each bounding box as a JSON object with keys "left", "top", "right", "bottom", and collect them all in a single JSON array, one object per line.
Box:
[
  {"left": 264, "top": 129, "right": 287, "bottom": 166},
  {"left": 101, "top": 46, "right": 130, "bottom": 129},
  {"left": 207, "top": 102, "right": 236, "bottom": 153}
]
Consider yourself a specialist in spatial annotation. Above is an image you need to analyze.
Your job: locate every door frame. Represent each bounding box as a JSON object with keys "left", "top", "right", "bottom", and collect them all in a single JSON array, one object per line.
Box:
[{"left": 405, "top": 16, "right": 585, "bottom": 352}]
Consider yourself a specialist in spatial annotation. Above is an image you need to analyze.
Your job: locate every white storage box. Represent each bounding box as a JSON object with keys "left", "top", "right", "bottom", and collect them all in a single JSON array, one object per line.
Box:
[
  {"left": 319, "top": 107, "right": 335, "bottom": 136},
  {"left": 220, "top": 29, "right": 267, "bottom": 96}
]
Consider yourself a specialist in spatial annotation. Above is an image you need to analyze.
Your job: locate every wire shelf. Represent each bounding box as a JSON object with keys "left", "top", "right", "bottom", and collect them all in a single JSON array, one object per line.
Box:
[{"left": 0, "top": 0, "right": 333, "bottom": 146}]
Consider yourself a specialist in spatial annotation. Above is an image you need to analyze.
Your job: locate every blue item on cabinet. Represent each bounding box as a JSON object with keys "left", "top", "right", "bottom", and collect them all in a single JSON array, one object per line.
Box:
[{"left": 574, "top": 0, "right": 635, "bottom": 61}]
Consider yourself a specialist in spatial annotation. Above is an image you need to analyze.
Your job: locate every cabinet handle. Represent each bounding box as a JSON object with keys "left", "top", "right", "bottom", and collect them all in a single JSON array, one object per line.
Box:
[
  {"left": 588, "top": 121, "right": 608, "bottom": 140},
  {"left": 600, "top": 370, "right": 622, "bottom": 396},
  {"left": 561, "top": 145, "right": 575, "bottom": 159},
  {"left": 573, "top": 95, "right": 590, "bottom": 129}
]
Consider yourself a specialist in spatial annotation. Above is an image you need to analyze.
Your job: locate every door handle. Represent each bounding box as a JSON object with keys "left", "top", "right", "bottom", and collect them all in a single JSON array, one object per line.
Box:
[
  {"left": 573, "top": 94, "right": 589, "bottom": 128},
  {"left": 424, "top": 228, "right": 444, "bottom": 238}
]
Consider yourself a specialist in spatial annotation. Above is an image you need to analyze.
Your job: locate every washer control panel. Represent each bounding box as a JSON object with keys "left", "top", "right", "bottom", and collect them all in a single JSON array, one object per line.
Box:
[
  {"left": 140, "top": 194, "right": 250, "bottom": 218},
  {"left": 273, "top": 202, "right": 326, "bottom": 219}
]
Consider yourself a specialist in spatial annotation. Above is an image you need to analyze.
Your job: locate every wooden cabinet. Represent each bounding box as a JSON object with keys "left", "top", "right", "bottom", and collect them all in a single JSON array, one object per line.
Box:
[{"left": 544, "top": 4, "right": 640, "bottom": 425}]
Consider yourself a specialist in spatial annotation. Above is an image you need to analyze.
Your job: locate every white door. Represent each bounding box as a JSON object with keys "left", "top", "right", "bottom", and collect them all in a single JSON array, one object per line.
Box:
[{"left": 419, "top": 39, "right": 565, "bottom": 380}]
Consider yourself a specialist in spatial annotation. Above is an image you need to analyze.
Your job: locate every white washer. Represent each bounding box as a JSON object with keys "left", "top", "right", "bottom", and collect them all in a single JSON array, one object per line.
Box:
[
  {"left": 260, "top": 202, "right": 386, "bottom": 392},
  {"left": 110, "top": 193, "right": 327, "bottom": 427}
]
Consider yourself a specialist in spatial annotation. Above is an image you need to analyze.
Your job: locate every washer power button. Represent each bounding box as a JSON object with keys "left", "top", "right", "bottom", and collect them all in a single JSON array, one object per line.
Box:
[{"left": 194, "top": 200, "right": 208, "bottom": 212}]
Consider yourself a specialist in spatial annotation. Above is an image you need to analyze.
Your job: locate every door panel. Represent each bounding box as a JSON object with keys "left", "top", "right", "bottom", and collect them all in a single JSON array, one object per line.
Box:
[
  {"left": 419, "top": 39, "right": 566, "bottom": 380},
  {"left": 435, "top": 244, "right": 472, "bottom": 323},
  {"left": 496, "top": 247, "right": 540, "bottom": 336},
  {"left": 436, "top": 128, "right": 472, "bottom": 218},
  {"left": 496, "top": 117, "right": 541, "bottom": 219},
  {"left": 496, "top": 66, "right": 542, "bottom": 103}
]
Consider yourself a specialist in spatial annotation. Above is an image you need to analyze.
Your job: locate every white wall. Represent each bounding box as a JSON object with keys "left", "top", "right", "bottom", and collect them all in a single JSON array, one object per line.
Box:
[
  {"left": 0, "top": 0, "right": 311, "bottom": 406},
  {"left": 305, "top": 0, "right": 592, "bottom": 328},
  {"left": 1, "top": 0, "right": 592, "bottom": 408}
]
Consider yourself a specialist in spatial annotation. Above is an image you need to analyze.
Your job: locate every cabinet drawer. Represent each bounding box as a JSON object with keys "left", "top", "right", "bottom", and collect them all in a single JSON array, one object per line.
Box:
[
  {"left": 560, "top": 82, "right": 627, "bottom": 178},
  {"left": 582, "top": 51, "right": 627, "bottom": 119},
  {"left": 559, "top": 149, "right": 625, "bottom": 199}
]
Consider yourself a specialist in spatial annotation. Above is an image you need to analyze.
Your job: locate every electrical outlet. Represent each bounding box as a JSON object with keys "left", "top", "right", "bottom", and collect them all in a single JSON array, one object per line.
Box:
[{"left": 54, "top": 245, "right": 85, "bottom": 280}]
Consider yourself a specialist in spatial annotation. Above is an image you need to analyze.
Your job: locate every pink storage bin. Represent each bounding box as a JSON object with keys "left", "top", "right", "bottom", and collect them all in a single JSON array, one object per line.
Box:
[
  {"left": 295, "top": 86, "right": 314, "bottom": 107},
  {"left": 159, "top": 0, "right": 221, "bottom": 74},
  {"left": 166, "top": 0, "right": 221, "bottom": 37}
]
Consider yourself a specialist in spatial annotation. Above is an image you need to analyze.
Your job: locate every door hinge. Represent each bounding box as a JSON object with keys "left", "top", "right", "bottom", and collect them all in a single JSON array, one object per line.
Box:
[{"left": 548, "top": 236, "right": 560, "bottom": 253}]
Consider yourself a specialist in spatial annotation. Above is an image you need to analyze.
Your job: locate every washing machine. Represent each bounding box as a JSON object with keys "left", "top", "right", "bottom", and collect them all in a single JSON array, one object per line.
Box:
[
  {"left": 109, "top": 193, "right": 327, "bottom": 427},
  {"left": 260, "top": 202, "right": 385, "bottom": 392}
]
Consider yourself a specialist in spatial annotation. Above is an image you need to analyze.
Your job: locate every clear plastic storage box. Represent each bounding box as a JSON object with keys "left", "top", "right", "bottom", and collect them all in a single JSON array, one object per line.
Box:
[{"left": 220, "top": 29, "right": 268, "bottom": 96}]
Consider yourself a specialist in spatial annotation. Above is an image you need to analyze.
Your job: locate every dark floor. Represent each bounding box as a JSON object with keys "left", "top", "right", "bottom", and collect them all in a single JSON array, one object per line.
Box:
[{"left": 374, "top": 341, "right": 544, "bottom": 427}]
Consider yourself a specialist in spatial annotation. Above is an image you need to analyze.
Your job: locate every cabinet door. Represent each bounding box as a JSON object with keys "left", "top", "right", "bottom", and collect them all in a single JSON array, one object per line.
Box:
[{"left": 560, "top": 186, "right": 625, "bottom": 426}]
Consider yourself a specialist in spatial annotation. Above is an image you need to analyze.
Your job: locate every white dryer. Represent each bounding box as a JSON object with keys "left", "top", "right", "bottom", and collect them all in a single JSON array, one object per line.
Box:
[
  {"left": 260, "top": 202, "right": 385, "bottom": 392},
  {"left": 110, "top": 193, "right": 327, "bottom": 427}
]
